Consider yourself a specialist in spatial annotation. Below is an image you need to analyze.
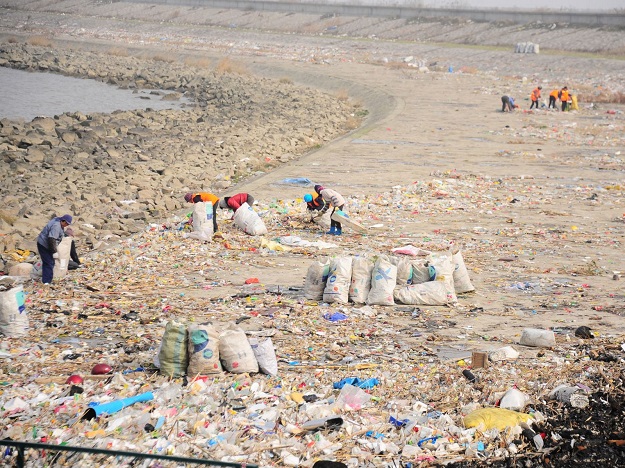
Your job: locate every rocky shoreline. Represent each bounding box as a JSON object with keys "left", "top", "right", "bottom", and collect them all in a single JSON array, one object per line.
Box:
[{"left": 0, "top": 43, "right": 359, "bottom": 255}]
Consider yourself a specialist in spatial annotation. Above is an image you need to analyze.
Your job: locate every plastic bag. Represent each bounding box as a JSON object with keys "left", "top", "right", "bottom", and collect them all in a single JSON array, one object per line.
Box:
[
  {"left": 233, "top": 202, "right": 267, "bottom": 236},
  {"left": 187, "top": 323, "right": 221, "bottom": 376},
  {"left": 53, "top": 236, "right": 72, "bottom": 280},
  {"left": 304, "top": 258, "right": 330, "bottom": 300},
  {"left": 158, "top": 321, "right": 189, "bottom": 377},
  {"left": 323, "top": 256, "right": 352, "bottom": 304},
  {"left": 452, "top": 248, "right": 475, "bottom": 293},
  {"left": 367, "top": 256, "right": 396, "bottom": 306},
  {"left": 0, "top": 286, "right": 28, "bottom": 338},
  {"left": 219, "top": 324, "right": 259, "bottom": 373},
  {"left": 349, "top": 255, "right": 373, "bottom": 304},
  {"left": 463, "top": 407, "right": 533, "bottom": 430},
  {"left": 249, "top": 337, "right": 278, "bottom": 376}
]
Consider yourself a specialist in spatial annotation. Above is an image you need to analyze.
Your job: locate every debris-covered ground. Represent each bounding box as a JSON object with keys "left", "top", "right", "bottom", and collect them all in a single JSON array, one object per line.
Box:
[{"left": 1, "top": 1, "right": 625, "bottom": 467}]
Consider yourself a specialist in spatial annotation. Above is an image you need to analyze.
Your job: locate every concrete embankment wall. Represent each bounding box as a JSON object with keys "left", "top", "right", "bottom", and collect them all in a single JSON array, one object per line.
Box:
[{"left": 125, "top": 0, "right": 625, "bottom": 27}]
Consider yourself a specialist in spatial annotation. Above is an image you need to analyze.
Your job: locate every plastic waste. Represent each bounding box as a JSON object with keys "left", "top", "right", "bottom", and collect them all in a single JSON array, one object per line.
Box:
[
  {"left": 519, "top": 328, "right": 556, "bottom": 347},
  {"left": 462, "top": 370, "right": 477, "bottom": 383},
  {"left": 334, "top": 384, "right": 371, "bottom": 410},
  {"left": 333, "top": 377, "right": 379, "bottom": 390},
  {"left": 323, "top": 311, "right": 348, "bottom": 322},
  {"left": 82, "top": 391, "right": 154, "bottom": 420},
  {"left": 463, "top": 407, "right": 533, "bottom": 430},
  {"left": 549, "top": 384, "right": 590, "bottom": 408},
  {"left": 499, "top": 388, "right": 529, "bottom": 411},
  {"left": 301, "top": 416, "right": 343, "bottom": 432}
]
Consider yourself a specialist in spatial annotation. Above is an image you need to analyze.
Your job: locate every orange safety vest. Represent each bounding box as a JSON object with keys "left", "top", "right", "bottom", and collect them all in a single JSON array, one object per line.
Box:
[
  {"left": 193, "top": 193, "right": 219, "bottom": 205},
  {"left": 560, "top": 90, "right": 569, "bottom": 102},
  {"left": 549, "top": 89, "right": 559, "bottom": 98},
  {"left": 530, "top": 88, "right": 541, "bottom": 101}
]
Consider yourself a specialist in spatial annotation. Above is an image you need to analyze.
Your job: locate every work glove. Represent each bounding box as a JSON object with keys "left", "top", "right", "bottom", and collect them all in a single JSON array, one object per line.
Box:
[{"left": 52, "top": 253, "right": 59, "bottom": 259}]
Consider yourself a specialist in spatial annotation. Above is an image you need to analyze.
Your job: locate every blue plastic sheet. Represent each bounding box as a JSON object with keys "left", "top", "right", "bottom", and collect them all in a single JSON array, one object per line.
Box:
[
  {"left": 333, "top": 377, "right": 379, "bottom": 389},
  {"left": 323, "top": 312, "right": 348, "bottom": 322}
]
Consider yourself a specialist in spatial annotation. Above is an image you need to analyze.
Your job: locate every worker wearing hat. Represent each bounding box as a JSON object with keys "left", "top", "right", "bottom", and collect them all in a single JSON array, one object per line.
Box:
[
  {"left": 313, "top": 184, "right": 346, "bottom": 236},
  {"left": 184, "top": 192, "right": 219, "bottom": 232},
  {"left": 530, "top": 86, "right": 542, "bottom": 110},
  {"left": 36, "top": 214, "right": 72, "bottom": 284}
]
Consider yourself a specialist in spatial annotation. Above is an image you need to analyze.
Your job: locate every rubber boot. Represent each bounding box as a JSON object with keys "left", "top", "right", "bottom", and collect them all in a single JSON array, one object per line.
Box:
[
  {"left": 334, "top": 229, "right": 342, "bottom": 236},
  {"left": 327, "top": 226, "right": 336, "bottom": 235}
]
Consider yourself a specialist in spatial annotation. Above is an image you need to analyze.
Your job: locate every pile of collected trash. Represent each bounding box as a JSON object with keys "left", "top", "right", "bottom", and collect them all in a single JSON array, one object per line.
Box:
[{"left": 304, "top": 247, "right": 474, "bottom": 308}]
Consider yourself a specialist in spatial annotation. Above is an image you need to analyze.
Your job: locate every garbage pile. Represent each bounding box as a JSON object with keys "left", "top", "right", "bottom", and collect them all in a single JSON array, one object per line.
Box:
[{"left": 1, "top": 177, "right": 624, "bottom": 467}]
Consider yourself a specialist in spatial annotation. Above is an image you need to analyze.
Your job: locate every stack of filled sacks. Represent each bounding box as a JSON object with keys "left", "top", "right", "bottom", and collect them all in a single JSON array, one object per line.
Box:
[
  {"left": 304, "top": 248, "right": 474, "bottom": 306},
  {"left": 155, "top": 321, "right": 278, "bottom": 378}
]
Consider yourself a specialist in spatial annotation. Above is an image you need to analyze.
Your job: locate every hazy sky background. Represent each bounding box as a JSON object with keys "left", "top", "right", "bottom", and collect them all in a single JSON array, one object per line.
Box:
[{"left": 429, "top": 0, "right": 623, "bottom": 10}]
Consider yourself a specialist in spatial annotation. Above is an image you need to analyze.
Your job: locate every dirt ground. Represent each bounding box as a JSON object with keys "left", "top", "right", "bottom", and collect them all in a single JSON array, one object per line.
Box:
[{"left": 0, "top": 1, "right": 624, "bottom": 467}]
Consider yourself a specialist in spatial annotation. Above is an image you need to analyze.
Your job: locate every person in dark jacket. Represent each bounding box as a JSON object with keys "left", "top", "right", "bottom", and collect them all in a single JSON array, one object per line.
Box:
[
  {"left": 217, "top": 193, "right": 255, "bottom": 213},
  {"left": 36, "top": 214, "right": 72, "bottom": 284}
]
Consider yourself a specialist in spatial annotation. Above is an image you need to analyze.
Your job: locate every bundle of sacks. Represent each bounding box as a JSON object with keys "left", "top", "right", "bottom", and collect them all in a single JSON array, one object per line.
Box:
[
  {"left": 304, "top": 248, "right": 474, "bottom": 306},
  {"left": 155, "top": 321, "right": 278, "bottom": 378}
]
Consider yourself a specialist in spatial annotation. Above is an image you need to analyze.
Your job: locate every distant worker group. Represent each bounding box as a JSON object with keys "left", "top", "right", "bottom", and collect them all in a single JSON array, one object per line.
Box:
[{"left": 502, "top": 85, "right": 574, "bottom": 112}]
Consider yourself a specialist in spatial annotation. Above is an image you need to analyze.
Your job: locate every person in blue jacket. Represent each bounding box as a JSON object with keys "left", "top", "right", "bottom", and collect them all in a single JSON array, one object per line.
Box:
[{"left": 501, "top": 95, "right": 518, "bottom": 112}]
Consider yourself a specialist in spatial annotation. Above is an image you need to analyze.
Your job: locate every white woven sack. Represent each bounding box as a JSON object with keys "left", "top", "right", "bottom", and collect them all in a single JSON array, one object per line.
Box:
[
  {"left": 427, "top": 252, "right": 458, "bottom": 303},
  {"left": 192, "top": 202, "right": 214, "bottom": 238},
  {"left": 395, "top": 282, "right": 456, "bottom": 306},
  {"left": 233, "top": 202, "right": 267, "bottom": 236},
  {"left": 0, "top": 286, "right": 28, "bottom": 338},
  {"left": 452, "top": 249, "right": 475, "bottom": 293},
  {"left": 187, "top": 323, "right": 222, "bottom": 376},
  {"left": 53, "top": 236, "right": 72, "bottom": 280},
  {"left": 249, "top": 337, "right": 278, "bottom": 376},
  {"left": 349, "top": 255, "right": 373, "bottom": 304},
  {"left": 367, "top": 257, "right": 397, "bottom": 306},
  {"left": 323, "top": 256, "right": 352, "bottom": 304},
  {"left": 304, "top": 258, "right": 331, "bottom": 300},
  {"left": 219, "top": 324, "right": 259, "bottom": 373},
  {"left": 395, "top": 257, "right": 413, "bottom": 287},
  {"left": 410, "top": 259, "right": 432, "bottom": 284}
]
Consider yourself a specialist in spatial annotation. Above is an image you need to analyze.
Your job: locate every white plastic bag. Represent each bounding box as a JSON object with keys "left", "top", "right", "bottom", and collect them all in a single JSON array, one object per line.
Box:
[
  {"left": 249, "top": 337, "right": 278, "bottom": 376},
  {"left": 53, "top": 236, "right": 72, "bottom": 280},
  {"left": 323, "top": 256, "right": 352, "bottom": 304},
  {"left": 189, "top": 202, "right": 213, "bottom": 241},
  {"left": 452, "top": 248, "right": 475, "bottom": 293},
  {"left": 394, "top": 281, "right": 456, "bottom": 305},
  {"left": 427, "top": 252, "right": 458, "bottom": 303},
  {"left": 304, "top": 258, "right": 331, "bottom": 301},
  {"left": 219, "top": 324, "right": 259, "bottom": 373},
  {"left": 367, "top": 257, "right": 397, "bottom": 306},
  {"left": 233, "top": 202, "right": 267, "bottom": 236},
  {"left": 349, "top": 255, "right": 373, "bottom": 304},
  {"left": 0, "top": 286, "right": 28, "bottom": 338}
]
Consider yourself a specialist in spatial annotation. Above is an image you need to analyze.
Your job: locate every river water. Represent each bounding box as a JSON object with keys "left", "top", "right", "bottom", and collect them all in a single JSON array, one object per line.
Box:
[{"left": 0, "top": 67, "right": 191, "bottom": 121}]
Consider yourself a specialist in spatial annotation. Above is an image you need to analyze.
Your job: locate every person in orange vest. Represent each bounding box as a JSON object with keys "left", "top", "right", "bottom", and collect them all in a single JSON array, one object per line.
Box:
[
  {"left": 529, "top": 86, "right": 542, "bottom": 109},
  {"left": 548, "top": 89, "right": 559, "bottom": 109},
  {"left": 184, "top": 192, "right": 219, "bottom": 232},
  {"left": 559, "top": 86, "right": 570, "bottom": 112},
  {"left": 303, "top": 192, "right": 327, "bottom": 223}
]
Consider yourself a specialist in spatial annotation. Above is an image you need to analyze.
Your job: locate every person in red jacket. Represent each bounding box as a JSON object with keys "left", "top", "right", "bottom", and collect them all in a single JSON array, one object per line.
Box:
[
  {"left": 529, "top": 86, "right": 542, "bottom": 110},
  {"left": 184, "top": 192, "right": 219, "bottom": 232},
  {"left": 218, "top": 193, "right": 255, "bottom": 213}
]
